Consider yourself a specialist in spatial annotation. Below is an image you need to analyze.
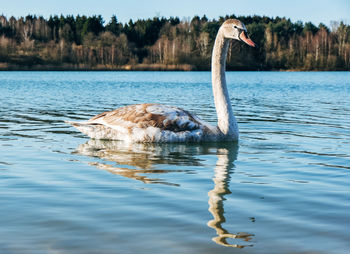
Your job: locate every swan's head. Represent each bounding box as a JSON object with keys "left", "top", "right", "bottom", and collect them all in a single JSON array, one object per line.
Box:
[{"left": 220, "top": 19, "right": 256, "bottom": 47}]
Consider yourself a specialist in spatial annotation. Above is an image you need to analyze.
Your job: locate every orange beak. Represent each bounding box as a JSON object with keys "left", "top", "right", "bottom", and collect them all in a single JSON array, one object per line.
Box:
[{"left": 240, "top": 31, "right": 256, "bottom": 47}]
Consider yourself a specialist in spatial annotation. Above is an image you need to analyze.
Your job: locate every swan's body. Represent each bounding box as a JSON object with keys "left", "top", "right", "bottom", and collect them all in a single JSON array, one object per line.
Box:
[
  {"left": 67, "top": 19, "right": 255, "bottom": 143},
  {"left": 68, "top": 103, "right": 220, "bottom": 142}
]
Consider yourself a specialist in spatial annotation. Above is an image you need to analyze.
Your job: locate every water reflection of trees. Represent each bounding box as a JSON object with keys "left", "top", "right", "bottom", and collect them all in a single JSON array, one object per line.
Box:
[{"left": 74, "top": 140, "right": 254, "bottom": 247}]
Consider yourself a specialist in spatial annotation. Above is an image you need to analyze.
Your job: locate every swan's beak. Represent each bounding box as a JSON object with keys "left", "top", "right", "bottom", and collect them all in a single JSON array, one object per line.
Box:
[{"left": 240, "top": 31, "right": 256, "bottom": 47}]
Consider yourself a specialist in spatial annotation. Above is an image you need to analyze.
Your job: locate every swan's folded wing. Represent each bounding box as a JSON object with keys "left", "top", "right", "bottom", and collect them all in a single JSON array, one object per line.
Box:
[{"left": 88, "top": 103, "right": 206, "bottom": 133}]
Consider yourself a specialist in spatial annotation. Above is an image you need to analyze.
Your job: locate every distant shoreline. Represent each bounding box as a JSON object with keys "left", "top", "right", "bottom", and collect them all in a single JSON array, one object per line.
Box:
[
  {"left": 0, "top": 15, "right": 349, "bottom": 72},
  {"left": 0, "top": 63, "right": 194, "bottom": 72},
  {"left": 0, "top": 63, "right": 347, "bottom": 72}
]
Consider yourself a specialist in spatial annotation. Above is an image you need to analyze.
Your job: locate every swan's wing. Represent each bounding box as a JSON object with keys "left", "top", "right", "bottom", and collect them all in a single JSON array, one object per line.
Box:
[
  {"left": 67, "top": 103, "right": 217, "bottom": 141},
  {"left": 89, "top": 103, "right": 210, "bottom": 132}
]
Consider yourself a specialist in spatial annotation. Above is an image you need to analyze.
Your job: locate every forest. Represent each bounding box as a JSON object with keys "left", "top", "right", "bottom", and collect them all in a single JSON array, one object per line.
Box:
[{"left": 0, "top": 14, "right": 349, "bottom": 71}]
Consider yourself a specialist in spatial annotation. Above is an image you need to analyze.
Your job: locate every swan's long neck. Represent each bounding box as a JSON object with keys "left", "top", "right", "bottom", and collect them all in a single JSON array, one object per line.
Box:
[{"left": 211, "top": 29, "right": 238, "bottom": 140}]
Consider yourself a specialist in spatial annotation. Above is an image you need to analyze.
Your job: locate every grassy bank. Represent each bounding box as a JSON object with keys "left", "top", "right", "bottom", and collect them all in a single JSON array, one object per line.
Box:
[{"left": 0, "top": 63, "right": 196, "bottom": 71}]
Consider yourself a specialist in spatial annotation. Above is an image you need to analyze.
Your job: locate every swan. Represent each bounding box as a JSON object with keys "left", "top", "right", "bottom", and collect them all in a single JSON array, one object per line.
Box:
[{"left": 66, "top": 19, "right": 256, "bottom": 142}]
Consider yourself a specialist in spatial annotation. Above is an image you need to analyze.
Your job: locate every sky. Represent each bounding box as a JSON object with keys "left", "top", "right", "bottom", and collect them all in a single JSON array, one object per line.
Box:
[{"left": 1, "top": 0, "right": 349, "bottom": 26}]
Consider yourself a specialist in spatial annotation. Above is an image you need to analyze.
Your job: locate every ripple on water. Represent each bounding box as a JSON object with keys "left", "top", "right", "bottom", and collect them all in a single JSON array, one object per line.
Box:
[{"left": 0, "top": 71, "right": 350, "bottom": 254}]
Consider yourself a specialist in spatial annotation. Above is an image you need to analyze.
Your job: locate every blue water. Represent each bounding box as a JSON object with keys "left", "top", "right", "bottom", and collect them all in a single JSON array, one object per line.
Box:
[{"left": 0, "top": 71, "right": 349, "bottom": 254}]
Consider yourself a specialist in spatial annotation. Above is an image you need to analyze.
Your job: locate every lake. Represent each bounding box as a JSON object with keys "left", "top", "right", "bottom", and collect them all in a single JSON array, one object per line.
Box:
[{"left": 0, "top": 71, "right": 349, "bottom": 254}]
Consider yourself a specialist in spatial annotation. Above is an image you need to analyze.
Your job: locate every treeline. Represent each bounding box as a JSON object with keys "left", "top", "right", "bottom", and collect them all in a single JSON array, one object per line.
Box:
[{"left": 0, "top": 14, "right": 349, "bottom": 70}]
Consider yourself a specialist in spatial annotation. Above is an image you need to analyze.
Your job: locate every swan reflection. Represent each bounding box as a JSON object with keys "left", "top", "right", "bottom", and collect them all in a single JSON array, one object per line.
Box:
[
  {"left": 207, "top": 145, "right": 254, "bottom": 248},
  {"left": 74, "top": 140, "right": 254, "bottom": 247},
  {"left": 75, "top": 140, "right": 204, "bottom": 186}
]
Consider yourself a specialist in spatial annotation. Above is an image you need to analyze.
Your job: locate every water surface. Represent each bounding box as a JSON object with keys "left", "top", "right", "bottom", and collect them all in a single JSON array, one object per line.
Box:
[{"left": 1, "top": 71, "right": 350, "bottom": 254}]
